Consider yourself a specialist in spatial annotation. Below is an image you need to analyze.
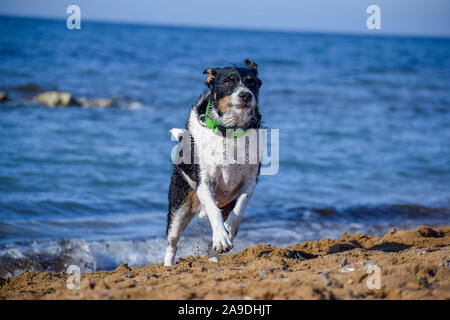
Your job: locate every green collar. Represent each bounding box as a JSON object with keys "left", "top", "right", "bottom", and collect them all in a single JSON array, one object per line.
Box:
[{"left": 204, "top": 97, "right": 260, "bottom": 138}]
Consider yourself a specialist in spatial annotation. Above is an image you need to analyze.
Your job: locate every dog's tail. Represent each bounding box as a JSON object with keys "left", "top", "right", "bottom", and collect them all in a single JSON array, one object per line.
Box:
[{"left": 170, "top": 128, "right": 198, "bottom": 191}]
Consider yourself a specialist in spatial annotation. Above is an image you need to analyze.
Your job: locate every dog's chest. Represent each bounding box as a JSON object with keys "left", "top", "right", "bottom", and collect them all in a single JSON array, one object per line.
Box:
[
  {"left": 189, "top": 114, "right": 259, "bottom": 204},
  {"left": 211, "top": 164, "right": 255, "bottom": 206},
  {"left": 195, "top": 130, "right": 257, "bottom": 184}
]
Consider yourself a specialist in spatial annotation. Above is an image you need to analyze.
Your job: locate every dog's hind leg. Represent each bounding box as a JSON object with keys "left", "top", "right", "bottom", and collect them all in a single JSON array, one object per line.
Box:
[
  {"left": 164, "top": 190, "right": 200, "bottom": 266},
  {"left": 164, "top": 205, "right": 195, "bottom": 266}
]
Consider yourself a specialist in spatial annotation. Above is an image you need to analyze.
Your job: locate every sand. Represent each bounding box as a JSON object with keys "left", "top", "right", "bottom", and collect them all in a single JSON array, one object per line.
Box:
[{"left": 1, "top": 225, "right": 449, "bottom": 300}]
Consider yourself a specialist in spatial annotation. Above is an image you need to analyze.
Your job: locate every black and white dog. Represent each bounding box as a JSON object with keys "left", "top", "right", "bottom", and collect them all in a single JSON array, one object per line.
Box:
[{"left": 164, "top": 59, "right": 263, "bottom": 266}]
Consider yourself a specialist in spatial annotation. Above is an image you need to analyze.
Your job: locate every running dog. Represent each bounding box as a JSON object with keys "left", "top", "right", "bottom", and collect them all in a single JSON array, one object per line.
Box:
[{"left": 164, "top": 59, "right": 263, "bottom": 266}]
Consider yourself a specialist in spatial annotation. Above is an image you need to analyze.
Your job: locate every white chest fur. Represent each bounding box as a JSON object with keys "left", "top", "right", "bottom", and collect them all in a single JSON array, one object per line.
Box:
[{"left": 188, "top": 110, "right": 260, "bottom": 206}]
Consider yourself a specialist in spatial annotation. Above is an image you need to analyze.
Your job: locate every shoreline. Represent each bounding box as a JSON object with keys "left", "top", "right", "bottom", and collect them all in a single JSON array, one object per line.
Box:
[{"left": 1, "top": 225, "right": 449, "bottom": 300}]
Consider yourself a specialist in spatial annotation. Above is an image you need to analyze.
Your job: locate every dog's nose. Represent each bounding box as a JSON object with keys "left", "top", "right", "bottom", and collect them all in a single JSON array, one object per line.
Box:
[{"left": 238, "top": 91, "right": 252, "bottom": 103}]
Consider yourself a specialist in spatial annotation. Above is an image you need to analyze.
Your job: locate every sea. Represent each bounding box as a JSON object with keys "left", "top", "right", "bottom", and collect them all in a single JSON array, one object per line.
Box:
[{"left": 0, "top": 16, "right": 449, "bottom": 277}]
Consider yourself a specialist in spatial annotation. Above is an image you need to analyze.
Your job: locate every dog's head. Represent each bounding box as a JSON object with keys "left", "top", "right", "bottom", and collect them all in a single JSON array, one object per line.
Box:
[{"left": 203, "top": 59, "right": 262, "bottom": 128}]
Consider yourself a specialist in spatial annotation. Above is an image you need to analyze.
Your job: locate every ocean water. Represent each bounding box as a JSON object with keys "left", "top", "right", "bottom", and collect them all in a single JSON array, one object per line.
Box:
[{"left": 0, "top": 16, "right": 449, "bottom": 277}]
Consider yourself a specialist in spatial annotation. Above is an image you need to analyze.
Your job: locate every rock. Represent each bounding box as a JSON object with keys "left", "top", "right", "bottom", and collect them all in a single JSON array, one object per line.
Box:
[
  {"left": 77, "top": 97, "right": 113, "bottom": 108},
  {"left": 284, "top": 250, "right": 315, "bottom": 260},
  {"left": 29, "top": 89, "right": 117, "bottom": 108},
  {"left": 0, "top": 92, "right": 9, "bottom": 102},
  {"left": 35, "top": 91, "right": 79, "bottom": 107},
  {"left": 417, "top": 226, "right": 440, "bottom": 238},
  {"left": 327, "top": 242, "right": 360, "bottom": 254},
  {"left": 369, "top": 242, "right": 411, "bottom": 253}
]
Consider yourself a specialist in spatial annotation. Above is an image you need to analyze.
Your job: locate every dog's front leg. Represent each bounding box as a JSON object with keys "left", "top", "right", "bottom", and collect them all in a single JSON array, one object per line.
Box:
[
  {"left": 197, "top": 182, "right": 233, "bottom": 253},
  {"left": 224, "top": 181, "right": 256, "bottom": 241}
]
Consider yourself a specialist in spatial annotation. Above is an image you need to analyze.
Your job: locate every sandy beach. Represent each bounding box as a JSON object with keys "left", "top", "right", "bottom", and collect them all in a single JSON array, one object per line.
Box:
[{"left": 1, "top": 225, "right": 449, "bottom": 300}]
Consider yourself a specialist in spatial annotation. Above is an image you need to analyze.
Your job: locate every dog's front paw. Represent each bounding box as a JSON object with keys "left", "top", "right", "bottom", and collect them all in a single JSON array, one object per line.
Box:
[
  {"left": 212, "top": 226, "right": 233, "bottom": 253},
  {"left": 223, "top": 221, "right": 237, "bottom": 241},
  {"left": 224, "top": 214, "right": 240, "bottom": 241}
]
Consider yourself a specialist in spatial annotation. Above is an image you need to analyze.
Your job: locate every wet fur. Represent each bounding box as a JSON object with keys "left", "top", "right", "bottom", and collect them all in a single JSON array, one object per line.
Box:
[{"left": 164, "top": 60, "right": 262, "bottom": 266}]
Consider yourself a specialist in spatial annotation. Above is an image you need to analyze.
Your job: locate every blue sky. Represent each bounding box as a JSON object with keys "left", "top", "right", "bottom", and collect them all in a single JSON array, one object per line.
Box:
[{"left": 1, "top": 0, "right": 449, "bottom": 37}]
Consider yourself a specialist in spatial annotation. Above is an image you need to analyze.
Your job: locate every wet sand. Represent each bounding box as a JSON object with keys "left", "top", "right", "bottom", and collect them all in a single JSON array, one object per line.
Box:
[{"left": 1, "top": 225, "right": 449, "bottom": 300}]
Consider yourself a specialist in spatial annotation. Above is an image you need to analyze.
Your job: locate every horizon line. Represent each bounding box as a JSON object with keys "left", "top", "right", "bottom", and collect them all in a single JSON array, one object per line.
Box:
[{"left": 1, "top": 13, "right": 450, "bottom": 40}]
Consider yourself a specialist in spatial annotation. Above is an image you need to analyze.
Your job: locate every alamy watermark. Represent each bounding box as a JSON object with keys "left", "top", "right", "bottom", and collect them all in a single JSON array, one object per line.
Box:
[
  {"left": 170, "top": 128, "right": 279, "bottom": 175},
  {"left": 367, "top": 5, "right": 381, "bottom": 30},
  {"left": 366, "top": 263, "right": 381, "bottom": 289},
  {"left": 66, "top": 5, "right": 81, "bottom": 30},
  {"left": 66, "top": 265, "right": 81, "bottom": 290}
]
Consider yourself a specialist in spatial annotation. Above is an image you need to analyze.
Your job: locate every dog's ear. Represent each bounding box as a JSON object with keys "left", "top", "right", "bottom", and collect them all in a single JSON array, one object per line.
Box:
[
  {"left": 244, "top": 59, "right": 258, "bottom": 75},
  {"left": 203, "top": 68, "right": 218, "bottom": 87},
  {"left": 256, "top": 78, "right": 262, "bottom": 88},
  {"left": 244, "top": 59, "right": 261, "bottom": 87}
]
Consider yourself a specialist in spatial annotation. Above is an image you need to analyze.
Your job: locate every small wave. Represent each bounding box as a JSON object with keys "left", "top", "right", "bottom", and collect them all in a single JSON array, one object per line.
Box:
[
  {"left": 305, "top": 204, "right": 450, "bottom": 220},
  {"left": 277, "top": 204, "right": 450, "bottom": 230},
  {"left": 0, "top": 239, "right": 96, "bottom": 278},
  {"left": 0, "top": 232, "right": 256, "bottom": 279}
]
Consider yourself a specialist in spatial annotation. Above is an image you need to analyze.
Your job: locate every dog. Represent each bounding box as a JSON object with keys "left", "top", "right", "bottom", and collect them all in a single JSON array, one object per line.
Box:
[{"left": 164, "top": 59, "right": 263, "bottom": 266}]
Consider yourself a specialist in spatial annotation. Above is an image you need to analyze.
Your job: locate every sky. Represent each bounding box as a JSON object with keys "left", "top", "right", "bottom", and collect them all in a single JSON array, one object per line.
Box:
[{"left": 0, "top": 0, "right": 449, "bottom": 37}]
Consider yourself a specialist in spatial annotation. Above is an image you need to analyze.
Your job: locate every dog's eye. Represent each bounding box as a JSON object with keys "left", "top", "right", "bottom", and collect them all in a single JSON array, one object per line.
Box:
[
  {"left": 245, "top": 77, "right": 256, "bottom": 88},
  {"left": 223, "top": 79, "right": 233, "bottom": 86}
]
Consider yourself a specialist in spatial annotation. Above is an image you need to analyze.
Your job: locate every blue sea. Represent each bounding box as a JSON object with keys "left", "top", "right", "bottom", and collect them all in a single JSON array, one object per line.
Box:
[{"left": 0, "top": 16, "right": 449, "bottom": 277}]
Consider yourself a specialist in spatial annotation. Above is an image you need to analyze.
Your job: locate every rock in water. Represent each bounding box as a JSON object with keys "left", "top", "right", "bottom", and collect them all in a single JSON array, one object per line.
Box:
[
  {"left": 0, "top": 92, "right": 9, "bottom": 102},
  {"left": 35, "top": 91, "right": 79, "bottom": 107},
  {"left": 77, "top": 97, "right": 113, "bottom": 108}
]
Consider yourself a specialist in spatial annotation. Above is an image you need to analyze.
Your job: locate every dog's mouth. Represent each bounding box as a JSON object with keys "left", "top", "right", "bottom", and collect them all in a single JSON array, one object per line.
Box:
[
  {"left": 212, "top": 98, "right": 259, "bottom": 129},
  {"left": 230, "top": 102, "right": 255, "bottom": 109}
]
